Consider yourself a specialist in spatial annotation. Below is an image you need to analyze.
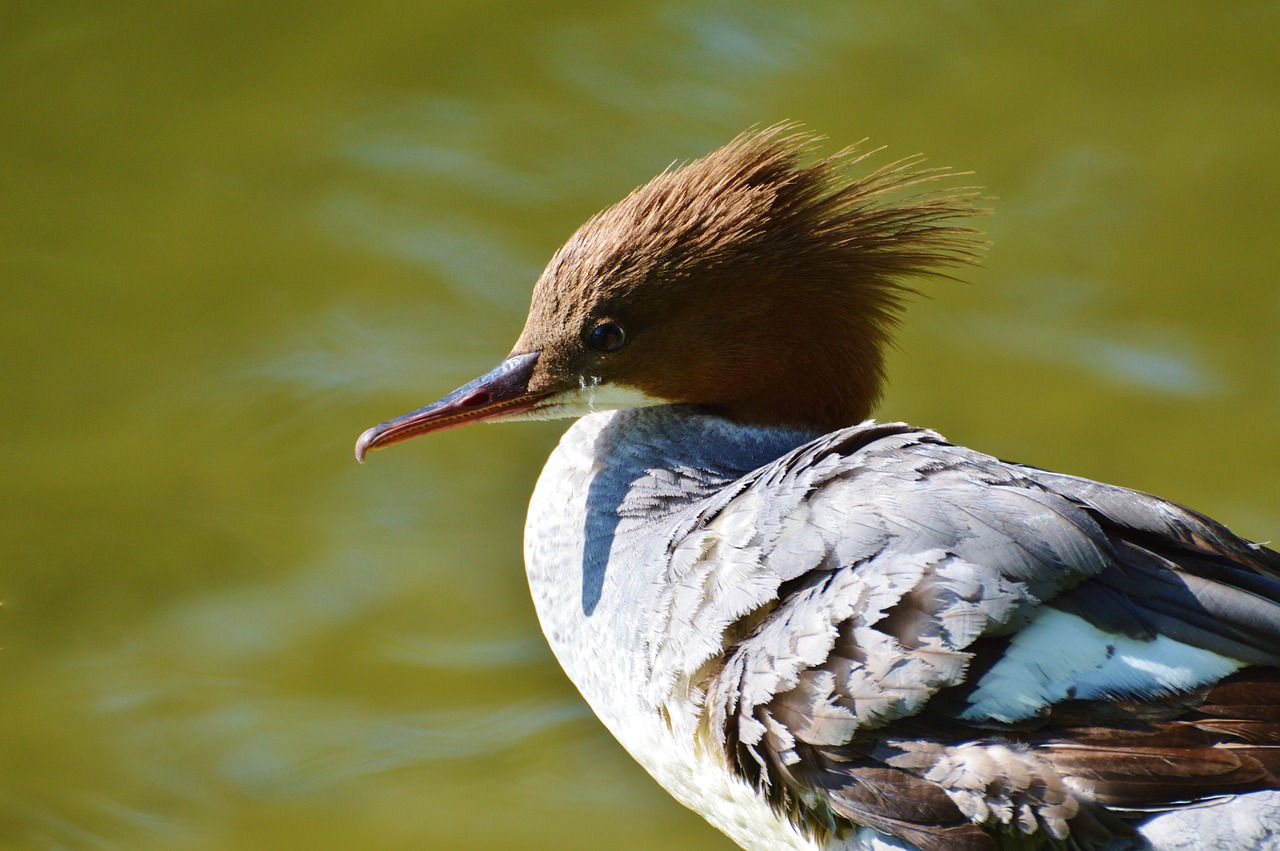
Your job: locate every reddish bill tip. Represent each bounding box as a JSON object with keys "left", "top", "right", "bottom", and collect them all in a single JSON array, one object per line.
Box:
[{"left": 354, "top": 425, "right": 380, "bottom": 463}]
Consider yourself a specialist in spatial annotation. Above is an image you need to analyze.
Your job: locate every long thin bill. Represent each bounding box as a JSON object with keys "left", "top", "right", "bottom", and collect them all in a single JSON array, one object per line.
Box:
[{"left": 355, "top": 351, "right": 544, "bottom": 462}]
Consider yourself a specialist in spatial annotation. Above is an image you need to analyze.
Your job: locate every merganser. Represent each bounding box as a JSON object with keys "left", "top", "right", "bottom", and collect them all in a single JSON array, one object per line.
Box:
[{"left": 355, "top": 127, "right": 1280, "bottom": 851}]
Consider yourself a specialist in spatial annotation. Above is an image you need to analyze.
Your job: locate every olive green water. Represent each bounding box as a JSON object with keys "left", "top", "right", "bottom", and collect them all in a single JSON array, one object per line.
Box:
[{"left": 3, "top": 2, "right": 1278, "bottom": 849}]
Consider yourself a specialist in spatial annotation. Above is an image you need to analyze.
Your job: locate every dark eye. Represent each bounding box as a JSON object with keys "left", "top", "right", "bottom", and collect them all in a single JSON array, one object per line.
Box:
[{"left": 587, "top": 322, "right": 627, "bottom": 353}]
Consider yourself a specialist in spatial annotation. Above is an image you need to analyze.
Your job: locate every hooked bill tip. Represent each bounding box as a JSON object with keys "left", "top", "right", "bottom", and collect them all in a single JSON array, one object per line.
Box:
[{"left": 354, "top": 425, "right": 381, "bottom": 464}]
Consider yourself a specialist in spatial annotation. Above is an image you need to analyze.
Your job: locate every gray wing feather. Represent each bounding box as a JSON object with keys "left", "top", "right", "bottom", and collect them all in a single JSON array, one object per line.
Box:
[{"left": 642, "top": 422, "right": 1280, "bottom": 849}]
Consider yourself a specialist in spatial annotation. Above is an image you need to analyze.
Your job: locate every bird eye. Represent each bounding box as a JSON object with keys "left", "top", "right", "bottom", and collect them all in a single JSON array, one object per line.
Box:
[{"left": 587, "top": 322, "right": 627, "bottom": 353}]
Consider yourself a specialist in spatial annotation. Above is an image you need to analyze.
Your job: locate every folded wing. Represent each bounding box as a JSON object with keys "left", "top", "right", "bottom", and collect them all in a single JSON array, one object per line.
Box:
[{"left": 646, "top": 423, "right": 1280, "bottom": 850}]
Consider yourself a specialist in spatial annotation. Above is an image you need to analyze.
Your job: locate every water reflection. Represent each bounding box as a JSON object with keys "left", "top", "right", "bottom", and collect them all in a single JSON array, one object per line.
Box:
[
  {"left": 250, "top": 303, "right": 505, "bottom": 399},
  {"left": 317, "top": 194, "right": 538, "bottom": 309},
  {"left": 380, "top": 635, "right": 546, "bottom": 669}
]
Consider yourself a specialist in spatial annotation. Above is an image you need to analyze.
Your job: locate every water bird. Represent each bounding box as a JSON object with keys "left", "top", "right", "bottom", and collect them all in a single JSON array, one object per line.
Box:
[{"left": 356, "top": 127, "right": 1280, "bottom": 850}]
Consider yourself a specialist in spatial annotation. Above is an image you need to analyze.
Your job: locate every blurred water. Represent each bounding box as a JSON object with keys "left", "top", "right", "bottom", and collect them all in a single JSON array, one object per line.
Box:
[{"left": 2, "top": 2, "right": 1278, "bottom": 849}]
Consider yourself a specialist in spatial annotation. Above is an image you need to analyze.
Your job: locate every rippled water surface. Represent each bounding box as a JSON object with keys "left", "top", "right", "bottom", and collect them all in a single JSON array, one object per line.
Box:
[{"left": 4, "top": 2, "right": 1278, "bottom": 849}]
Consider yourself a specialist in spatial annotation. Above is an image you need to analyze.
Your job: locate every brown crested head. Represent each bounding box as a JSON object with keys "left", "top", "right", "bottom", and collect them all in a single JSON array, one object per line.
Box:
[
  {"left": 510, "top": 124, "right": 985, "bottom": 432},
  {"left": 356, "top": 125, "right": 986, "bottom": 461}
]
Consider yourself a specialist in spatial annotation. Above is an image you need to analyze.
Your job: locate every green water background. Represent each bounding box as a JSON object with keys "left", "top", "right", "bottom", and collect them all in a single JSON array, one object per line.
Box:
[{"left": 3, "top": 2, "right": 1278, "bottom": 848}]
